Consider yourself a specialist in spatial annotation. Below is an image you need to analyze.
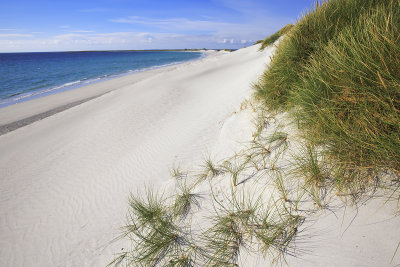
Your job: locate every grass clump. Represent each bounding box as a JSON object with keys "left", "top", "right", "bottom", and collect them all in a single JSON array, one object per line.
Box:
[
  {"left": 259, "top": 24, "right": 294, "bottom": 50},
  {"left": 197, "top": 157, "right": 224, "bottom": 182},
  {"left": 293, "top": 1, "right": 400, "bottom": 169},
  {"left": 255, "top": 0, "right": 387, "bottom": 109},
  {"left": 221, "top": 158, "right": 247, "bottom": 187},
  {"left": 255, "top": 0, "right": 400, "bottom": 182},
  {"left": 112, "top": 189, "right": 201, "bottom": 266},
  {"left": 204, "top": 189, "right": 303, "bottom": 265},
  {"left": 128, "top": 188, "right": 167, "bottom": 226},
  {"left": 111, "top": 186, "right": 303, "bottom": 266},
  {"left": 170, "top": 165, "right": 187, "bottom": 180},
  {"left": 173, "top": 183, "right": 201, "bottom": 220},
  {"left": 293, "top": 145, "right": 332, "bottom": 208}
]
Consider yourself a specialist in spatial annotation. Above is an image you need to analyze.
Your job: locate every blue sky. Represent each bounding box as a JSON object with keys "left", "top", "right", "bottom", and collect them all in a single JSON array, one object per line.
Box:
[{"left": 0, "top": 0, "right": 315, "bottom": 52}]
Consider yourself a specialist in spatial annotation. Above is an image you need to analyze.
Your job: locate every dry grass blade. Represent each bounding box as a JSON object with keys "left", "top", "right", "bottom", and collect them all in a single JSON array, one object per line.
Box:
[{"left": 170, "top": 165, "right": 187, "bottom": 180}]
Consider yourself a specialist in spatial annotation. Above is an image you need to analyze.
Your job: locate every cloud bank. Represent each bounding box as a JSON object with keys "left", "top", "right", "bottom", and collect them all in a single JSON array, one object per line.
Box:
[
  {"left": 0, "top": 0, "right": 292, "bottom": 52},
  {"left": 0, "top": 31, "right": 261, "bottom": 52}
]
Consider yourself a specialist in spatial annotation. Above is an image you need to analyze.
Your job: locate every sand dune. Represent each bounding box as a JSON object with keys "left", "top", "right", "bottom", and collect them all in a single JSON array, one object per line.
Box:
[
  {"left": 1, "top": 44, "right": 398, "bottom": 267},
  {"left": 0, "top": 45, "right": 273, "bottom": 266}
]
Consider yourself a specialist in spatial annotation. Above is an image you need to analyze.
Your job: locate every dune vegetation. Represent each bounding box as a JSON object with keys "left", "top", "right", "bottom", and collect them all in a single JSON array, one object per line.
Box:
[
  {"left": 255, "top": 0, "right": 400, "bottom": 174},
  {"left": 111, "top": 0, "right": 400, "bottom": 265}
]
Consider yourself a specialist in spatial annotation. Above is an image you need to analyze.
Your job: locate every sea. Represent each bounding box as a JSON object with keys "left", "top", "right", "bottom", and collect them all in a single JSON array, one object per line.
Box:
[{"left": 0, "top": 51, "right": 203, "bottom": 108}]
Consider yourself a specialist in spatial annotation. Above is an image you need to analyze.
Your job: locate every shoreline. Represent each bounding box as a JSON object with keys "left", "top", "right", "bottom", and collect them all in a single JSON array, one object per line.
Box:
[
  {"left": 0, "top": 95, "right": 99, "bottom": 136},
  {"left": 1, "top": 49, "right": 228, "bottom": 54},
  {"left": 0, "top": 58, "right": 200, "bottom": 109},
  {"left": 0, "top": 51, "right": 211, "bottom": 133}
]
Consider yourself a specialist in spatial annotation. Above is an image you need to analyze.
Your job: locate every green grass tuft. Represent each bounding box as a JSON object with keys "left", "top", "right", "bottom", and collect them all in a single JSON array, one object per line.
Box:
[
  {"left": 204, "top": 188, "right": 302, "bottom": 265},
  {"left": 173, "top": 183, "right": 201, "bottom": 220},
  {"left": 197, "top": 157, "right": 224, "bottom": 182},
  {"left": 293, "top": 145, "right": 332, "bottom": 208},
  {"left": 255, "top": 0, "right": 400, "bottom": 185},
  {"left": 221, "top": 158, "right": 247, "bottom": 187},
  {"left": 112, "top": 189, "right": 201, "bottom": 266}
]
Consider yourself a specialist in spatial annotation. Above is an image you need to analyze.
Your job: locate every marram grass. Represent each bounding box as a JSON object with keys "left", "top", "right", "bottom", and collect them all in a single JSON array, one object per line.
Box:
[
  {"left": 111, "top": 181, "right": 303, "bottom": 266},
  {"left": 255, "top": 0, "right": 400, "bottom": 179},
  {"left": 173, "top": 183, "right": 201, "bottom": 220},
  {"left": 112, "top": 189, "right": 201, "bottom": 266}
]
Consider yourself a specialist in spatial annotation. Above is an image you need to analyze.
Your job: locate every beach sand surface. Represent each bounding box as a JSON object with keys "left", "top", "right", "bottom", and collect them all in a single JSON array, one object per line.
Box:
[{"left": 0, "top": 45, "right": 272, "bottom": 266}]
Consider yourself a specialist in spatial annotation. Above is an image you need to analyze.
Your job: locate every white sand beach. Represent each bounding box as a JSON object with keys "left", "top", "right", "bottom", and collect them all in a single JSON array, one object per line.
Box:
[
  {"left": 0, "top": 45, "right": 271, "bottom": 266},
  {"left": 0, "top": 44, "right": 399, "bottom": 267}
]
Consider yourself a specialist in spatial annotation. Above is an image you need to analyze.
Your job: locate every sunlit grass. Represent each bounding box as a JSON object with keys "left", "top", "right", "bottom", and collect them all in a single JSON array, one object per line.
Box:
[
  {"left": 111, "top": 188, "right": 202, "bottom": 266},
  {"left": 255, "top": 0, "right": 400, "bottom": 192},
  {"left": 203, "top": 187, "right": 303, "bottom": 266}
]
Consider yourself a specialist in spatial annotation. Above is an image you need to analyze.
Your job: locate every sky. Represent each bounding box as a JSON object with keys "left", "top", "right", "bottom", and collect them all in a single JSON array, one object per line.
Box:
[{"left": 0, "top": 0, "right": 316, "bottom": 52}]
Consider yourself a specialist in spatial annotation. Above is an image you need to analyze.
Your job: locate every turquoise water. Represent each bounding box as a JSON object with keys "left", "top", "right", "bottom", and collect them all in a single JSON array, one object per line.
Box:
[{"left": 0, "top": 51, "right": 203, "bottom": 108}]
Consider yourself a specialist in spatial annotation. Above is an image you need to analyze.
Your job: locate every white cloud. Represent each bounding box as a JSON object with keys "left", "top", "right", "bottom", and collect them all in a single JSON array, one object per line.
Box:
[
  {"left": 109, "top": 15, "right": 288, "bottom": 40},
  {"left": 0, "top": 32, "right": 164, "bottom": 52},
  {"left": 110, "top": 16, "right": 235, "bottom": 32},
  {"left": 0, "top": 33, "right": 33, "bottom": 38},
  {"left": 0, "top": 0, "right": 295, "bottom": 52},
  {"left": 0, "top": 8, "right": 289, "bottom": 52},
  {"left": 0, "top": 31, "right": 254, "bottom": 52}
]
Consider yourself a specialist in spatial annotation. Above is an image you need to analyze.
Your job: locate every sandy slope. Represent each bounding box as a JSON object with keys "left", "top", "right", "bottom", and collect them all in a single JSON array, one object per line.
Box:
[
  {"left": 0, "top": 45, "right": 273, "bottom": 266},
  {"left": 209, "top": 109, "right": 400, "bottom": 267},
  {"left": 1, "top": 43, "right": 399, "bottom": 267},
  {"left": 196, "top": 107, "right": 400, "bottom": 267}
]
